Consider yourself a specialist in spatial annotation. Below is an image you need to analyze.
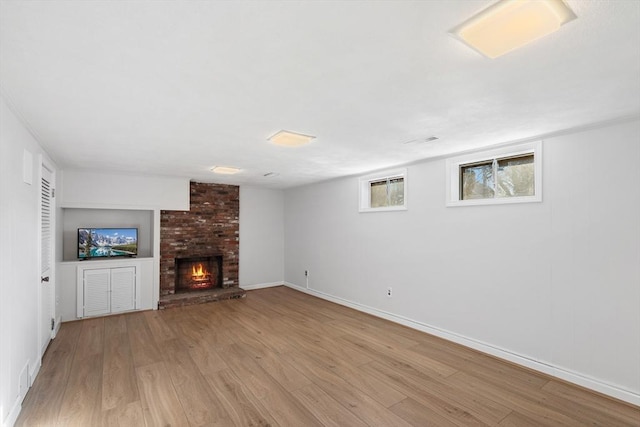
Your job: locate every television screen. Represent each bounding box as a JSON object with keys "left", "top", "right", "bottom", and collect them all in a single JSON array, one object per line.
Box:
[{"left": 78, "top": 228, "right": 138, "bottom": 259}]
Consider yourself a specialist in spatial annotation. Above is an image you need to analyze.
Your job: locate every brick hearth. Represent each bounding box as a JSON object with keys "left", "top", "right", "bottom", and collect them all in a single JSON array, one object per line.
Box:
[
  {"left": 158, "top": 288, "right": 246, "bottom": 309},
  {"left": 159, "top": 182, "right": 245, "bottom": 308}
]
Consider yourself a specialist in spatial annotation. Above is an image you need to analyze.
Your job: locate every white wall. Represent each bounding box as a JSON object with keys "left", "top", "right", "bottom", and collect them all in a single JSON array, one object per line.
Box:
[
  {"left": 239, "top": 186, "right": 284, "bottom": 289},
  {"left": 60, "top": 169, "right": 189, "bottom": 210},
  {"left": 283, "top": 119, "right": 640, "bottom": 405},
  {"left": 0, "top": 96, "right": 58, "bottom": 426}
]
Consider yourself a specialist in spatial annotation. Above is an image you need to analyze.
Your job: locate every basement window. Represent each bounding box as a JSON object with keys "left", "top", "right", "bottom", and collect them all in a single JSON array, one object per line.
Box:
[
  {"left": 359, "top": 168, "right": 407, "bottom": 212},
  {"left": 446, "top": 141, "right": 542, "bottom": 206}
]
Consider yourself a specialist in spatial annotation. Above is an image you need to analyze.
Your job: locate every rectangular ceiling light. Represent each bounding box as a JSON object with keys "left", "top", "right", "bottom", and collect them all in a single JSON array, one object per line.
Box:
[
  {"left": 211, "top": 166, "right": 241, "bottom": 174},
  {"left": 450, "top": 0, "right": 577, "bottom": 58},
  {"left": 268, "top": 130, "right": 316, "bottom": 147}
]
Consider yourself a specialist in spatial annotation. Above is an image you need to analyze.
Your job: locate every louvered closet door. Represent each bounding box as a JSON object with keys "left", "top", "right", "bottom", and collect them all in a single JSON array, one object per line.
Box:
[
  {"left": 111, "top": 266, "right": 135, "bottom": 313},
  {"left": 84, "top": 268, "right": 111, "bottom": 316},
  {"left": 40, "top": 164, "right": 54, "bottom": 354}
]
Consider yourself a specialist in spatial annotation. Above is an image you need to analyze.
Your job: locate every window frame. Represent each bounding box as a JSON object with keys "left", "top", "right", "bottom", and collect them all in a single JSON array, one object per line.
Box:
[
  {"left": 359, "top": 168, "right": 408, "bottom": 213},
  {"left": 445, "top": 141, "right": 542, "bottom": 207}
]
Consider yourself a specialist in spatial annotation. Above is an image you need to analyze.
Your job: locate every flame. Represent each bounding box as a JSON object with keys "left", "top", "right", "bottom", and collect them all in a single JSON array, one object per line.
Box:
[{"left": 191, "top": 263, "right": 209, "bottom": 281}]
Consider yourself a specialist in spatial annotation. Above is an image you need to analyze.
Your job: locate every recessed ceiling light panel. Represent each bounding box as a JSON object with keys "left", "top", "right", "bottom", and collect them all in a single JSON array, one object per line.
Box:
[
  {"left": 268, "top": 130, "right": 316, "bottom": 147},
  {"left": 211, "top": 166, "right": 241, "bottom": 175},
  {"left": 450, "top": 0, "right": 577, "bottom": 58}
]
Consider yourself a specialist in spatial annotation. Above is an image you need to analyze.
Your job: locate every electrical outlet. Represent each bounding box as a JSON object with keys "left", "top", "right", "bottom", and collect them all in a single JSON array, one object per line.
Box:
[
  {"left": 387, "top": 287, "right": 392, "bottom": 297},
  {"left": 305, "top": 270, "right": 308, "bottom": 277}
]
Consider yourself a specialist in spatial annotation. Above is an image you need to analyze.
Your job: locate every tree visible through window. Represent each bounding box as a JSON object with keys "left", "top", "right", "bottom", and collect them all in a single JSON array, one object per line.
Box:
[
  {"left": 461, "top": 154, "right": 534, "bottom": 200},
  {"left": 370, "top": 177, "right": 404, "bottom": 208},
  {"left": 446, "top": 141, "right": 541, "bottom": 207},
  {"left": 359, "top": 168, "right": 407, "bottom": 212}
]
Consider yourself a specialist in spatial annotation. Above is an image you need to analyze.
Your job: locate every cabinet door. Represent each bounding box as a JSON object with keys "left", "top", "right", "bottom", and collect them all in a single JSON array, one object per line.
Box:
[
  {"left": 84, "top": 268, "right": 111, "bottom": 317},
  {"left": 111, "top": 266, "right": 135, "bottom": 313}
]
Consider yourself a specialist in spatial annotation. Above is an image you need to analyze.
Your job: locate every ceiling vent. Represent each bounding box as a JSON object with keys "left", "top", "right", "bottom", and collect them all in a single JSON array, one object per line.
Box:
[{"left": 403, "top": 136, "right": 439, "bottom": 145}]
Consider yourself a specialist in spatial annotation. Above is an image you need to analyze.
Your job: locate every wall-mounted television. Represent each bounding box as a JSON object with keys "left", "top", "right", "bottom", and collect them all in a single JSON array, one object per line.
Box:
[{"left": 78, "top": 228, "right": 138, "bottom": 259}]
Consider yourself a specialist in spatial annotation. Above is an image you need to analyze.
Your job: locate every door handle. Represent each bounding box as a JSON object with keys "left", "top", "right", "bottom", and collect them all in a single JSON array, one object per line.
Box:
[{"left": 41, "top": 276, "right": 50, "bottom": 283}]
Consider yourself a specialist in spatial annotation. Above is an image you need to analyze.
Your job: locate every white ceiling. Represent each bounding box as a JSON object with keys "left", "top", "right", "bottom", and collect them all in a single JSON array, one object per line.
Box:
[{"left": 1, "top": 1, "right": 639, "bottom": 189}]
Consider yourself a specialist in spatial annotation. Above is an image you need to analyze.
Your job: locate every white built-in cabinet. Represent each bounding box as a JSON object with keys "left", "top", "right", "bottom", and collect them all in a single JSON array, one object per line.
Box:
[{"left": 77, "top": 262, "right": 140, "bottom": 318}]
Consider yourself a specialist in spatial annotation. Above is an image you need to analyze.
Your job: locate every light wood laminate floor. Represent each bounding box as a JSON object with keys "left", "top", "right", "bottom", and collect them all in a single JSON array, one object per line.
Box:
[{"left": 16, "top": 286, "right": 640, "bottom": 426}]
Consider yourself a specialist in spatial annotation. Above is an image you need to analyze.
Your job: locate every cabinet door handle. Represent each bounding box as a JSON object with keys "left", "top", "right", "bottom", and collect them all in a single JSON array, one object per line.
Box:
[{"left": 41, "top": 276, "right": 50, "bottom": 283}]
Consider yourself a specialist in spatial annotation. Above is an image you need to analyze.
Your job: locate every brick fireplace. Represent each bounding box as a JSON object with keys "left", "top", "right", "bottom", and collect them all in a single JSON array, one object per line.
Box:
[{"left": 159, "top": 182, "right": 245, "bottom": 308}]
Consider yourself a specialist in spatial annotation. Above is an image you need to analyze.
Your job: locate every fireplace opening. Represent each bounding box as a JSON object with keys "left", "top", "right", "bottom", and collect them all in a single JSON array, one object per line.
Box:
[{"left": 175, "top": 256, "right": 222, "bottom": 293}]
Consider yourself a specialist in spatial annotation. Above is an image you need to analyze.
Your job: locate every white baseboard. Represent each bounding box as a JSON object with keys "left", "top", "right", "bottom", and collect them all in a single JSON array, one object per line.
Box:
[
  {"left": 4, "top": 359, "right": 36, "bottom": 427},
  {"left": 4, "top": 398, "right": 21, "bottom": 427},
  {"left": 240, "top": 281, "right": 284, "bottom": 291},
  {"left": 29, "top": 359, "right": 41, "bottom": 389},
  {"left": 53, "top": 315, "right": 62, "bottom": 338},
  {"left": 283, "top": 281, "right": 640, "bottom": 406}
]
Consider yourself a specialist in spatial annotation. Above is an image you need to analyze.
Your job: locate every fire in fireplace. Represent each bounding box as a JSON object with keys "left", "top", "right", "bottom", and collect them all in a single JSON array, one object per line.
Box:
[
  {"left": 175, "top": 255, "right": 222, "bottom": 293},
  {"left": 190, "top": 263, "right": 211, "bottom": 288}
]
